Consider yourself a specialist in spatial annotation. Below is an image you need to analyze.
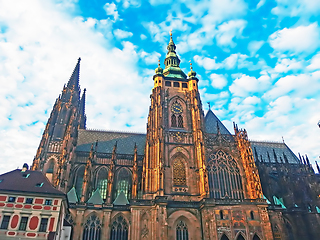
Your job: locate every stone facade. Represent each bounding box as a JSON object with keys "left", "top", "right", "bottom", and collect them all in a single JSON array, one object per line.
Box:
[{"left": 30, "top": 35, "right": 320, "bottom": 240}]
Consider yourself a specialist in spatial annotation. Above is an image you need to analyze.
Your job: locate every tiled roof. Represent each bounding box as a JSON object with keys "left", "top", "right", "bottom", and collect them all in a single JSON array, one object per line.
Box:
[
  {"left": 76, "top": 129, "right": 146, "bottom": 155},
  {"left": 204, "top": 110, "right": 231, "bottom": 135},
  {"left": 251, "top": 141, "right": 300, "bottom": 164},
  {"left": 0, "top": 169, "right": 65, "bottom": 196}
]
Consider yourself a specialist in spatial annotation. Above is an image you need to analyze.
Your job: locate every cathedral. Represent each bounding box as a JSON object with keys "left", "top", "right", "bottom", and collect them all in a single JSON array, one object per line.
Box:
[{"left": 31, "top": 34, "right": 320, "bottom": 240}]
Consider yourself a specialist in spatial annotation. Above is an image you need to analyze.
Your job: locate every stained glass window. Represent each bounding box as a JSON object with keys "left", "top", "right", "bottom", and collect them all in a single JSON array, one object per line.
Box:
[
  {"left": 207, "top": 150, "right": 244, "bottom": 199},
  {"left": 110, "top": 215, "right": 128, "bottom": 240},
  {"left": 176, "top": 220, "right": 188, "bottom": 240},
  {"left": 173, "top": 158, "right": 186, "bottom": 186},
  {"left": 96, "top": 167, "right": 108, "bottom": 200},
  {"left": 114, "top": 168, "right": 132, "bottom": 200},
  {"left": 75, "top": 166, "right": 85, "bottom": 198},
  {"left": 82, "top": 215, "right": 101, "bottom": 240}
]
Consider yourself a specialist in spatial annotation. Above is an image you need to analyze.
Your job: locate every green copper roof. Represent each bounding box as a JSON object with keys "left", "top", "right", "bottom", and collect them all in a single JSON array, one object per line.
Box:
[
  {"left": 87, "top": 189, "right": 104, "bottom": 204},
  {"left": 113, "top": 191, "right": 129, "bottom": 205},
  {"left": 67, "top": 187, "right": 78, "bottom": 203}
]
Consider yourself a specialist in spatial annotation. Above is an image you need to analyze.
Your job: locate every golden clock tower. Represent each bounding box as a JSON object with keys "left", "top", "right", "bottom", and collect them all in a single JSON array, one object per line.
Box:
[{"left": 143, "top": 33, "right": 209, "bottom": 200}]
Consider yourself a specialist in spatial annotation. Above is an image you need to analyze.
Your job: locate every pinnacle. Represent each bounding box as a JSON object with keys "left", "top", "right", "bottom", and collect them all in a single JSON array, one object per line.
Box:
[{"left": 67, "top": 58, "right": 81, "bottom": 93}]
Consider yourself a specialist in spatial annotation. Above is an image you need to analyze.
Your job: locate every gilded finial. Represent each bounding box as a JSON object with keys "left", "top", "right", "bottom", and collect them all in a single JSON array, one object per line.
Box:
[
  {"left": 170, "top": 29, "right": 172, "bottom": 36},
  {"left": 158, "top": 59, "right": 160, "bottom": 67},
  {"left": 189, "top": 60, "right": 193, "bottom": 70}
]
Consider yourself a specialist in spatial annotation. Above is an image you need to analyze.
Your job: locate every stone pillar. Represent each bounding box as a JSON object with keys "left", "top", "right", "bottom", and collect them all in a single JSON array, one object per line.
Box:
[
  {"left": 130, "top": 206, "right": 141, "bottom": 240},
  {"left": 73, "top": 209, "right": 85, "bottom": 240},
  {"left": 101, "top": 210, "right": 111, "bottom": 239}
]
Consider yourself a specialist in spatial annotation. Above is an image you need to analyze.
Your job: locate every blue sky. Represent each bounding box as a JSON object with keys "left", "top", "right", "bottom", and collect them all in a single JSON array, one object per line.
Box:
[{"left": 1, "top": 0, "right": 320, "bottom": 174}]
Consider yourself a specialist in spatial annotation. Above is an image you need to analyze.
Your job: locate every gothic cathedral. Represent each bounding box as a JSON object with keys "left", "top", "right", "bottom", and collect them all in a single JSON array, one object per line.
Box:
[{"left": 31, "top": 35, "right": 320, "bottom": 240}]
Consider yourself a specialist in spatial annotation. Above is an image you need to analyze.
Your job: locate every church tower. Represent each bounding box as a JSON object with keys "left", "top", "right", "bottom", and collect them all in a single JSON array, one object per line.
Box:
[
  {"left": 143, "top": 33, "right": 208, "bottom": 199},
  {"left": 31, "top": 58, "right": 86, "bottom": 192}
]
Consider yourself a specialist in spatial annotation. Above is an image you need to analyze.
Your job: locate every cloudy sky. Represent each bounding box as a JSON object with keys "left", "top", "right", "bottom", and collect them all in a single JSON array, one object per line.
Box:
[{"left": 1, "top": 0, "right": 320, "bottom": 174}]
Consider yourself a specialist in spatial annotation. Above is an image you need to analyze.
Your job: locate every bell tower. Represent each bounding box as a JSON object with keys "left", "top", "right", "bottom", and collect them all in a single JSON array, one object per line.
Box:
[{"left": 143, "top": 33, "right": 208, "bottom": 199}]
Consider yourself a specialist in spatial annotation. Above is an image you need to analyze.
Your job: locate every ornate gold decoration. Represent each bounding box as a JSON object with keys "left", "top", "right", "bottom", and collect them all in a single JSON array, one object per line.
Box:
[
  {"left": 173, "top": 132, "right": 183, "bottom": 142},
  {"left": 173, "top": 158, "right": 186, "bottom": 186},
  {"left": 171, "top": 102, "right": 183, "bottom": 114}
]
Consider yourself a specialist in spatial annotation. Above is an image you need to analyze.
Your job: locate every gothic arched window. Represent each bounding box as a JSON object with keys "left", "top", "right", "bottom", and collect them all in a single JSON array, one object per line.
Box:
[
  {"left": 82, "top": 215, "right": 101, "bottom": 240},
  {"left": 75, "top": 166, "right": 85, "bottom": 199},
  {"left": 236, "top": 234, "right": 245, "bottom": 240},
  {"left": 207, "top": 150, "right": 244, "bottom": 199},
  {"left": 96, "top": 167, "right": 108, "bottom": 200},
  {"left": 173, "top": 158, "right": 186, "bottom": 186},
  {"left": 221, "top": 234, "right": 229, "bottom": 240},
  {"left": 172, "top": 114, "right": 177, "bottom": 127},
  {"left": 253, "top": 234, "right": 261, "bottom": 240},
  {"left": 45, "top": 159, "right": 55, "bottom": 183},
  {"left": 110, "top": 215, "right": 128, "bottom": 240},
  {"left": 114, "top": 168, "right": 132, "bottom": 200},
  {"left": 178, "top": 115, "right": 183, "bottom": 128},
  {"left": 176, "top": 220, "right": 188, "bottom": 240}
]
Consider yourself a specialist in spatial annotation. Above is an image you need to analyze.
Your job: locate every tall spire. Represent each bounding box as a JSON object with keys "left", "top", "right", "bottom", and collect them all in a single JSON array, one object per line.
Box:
[
  {"left": 79, "top": 88, "right": 87, "bottom": 129},
  {"left": 164, "top": 32, "right": 181, "bottom": 69},
  {"left": 163, "top": 32, "right": 187, "bottom": 79},
  {"left": 67, "top": 57, "right": 81, "bottom": 92}
]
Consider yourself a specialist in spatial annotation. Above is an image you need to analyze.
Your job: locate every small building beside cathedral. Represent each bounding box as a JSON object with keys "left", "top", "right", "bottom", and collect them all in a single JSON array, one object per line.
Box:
[
  {"left": 29, "top": 35, "right": 320, "bottom": 240},
  {"left": 0, "top": 164, "right": 68, "bottom": 240}
]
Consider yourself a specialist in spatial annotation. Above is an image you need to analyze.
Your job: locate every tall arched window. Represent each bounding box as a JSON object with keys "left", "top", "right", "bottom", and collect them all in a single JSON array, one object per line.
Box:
[
  {"left": 221, "top": 234, "right": 229, "bottom": 240},
  {"left": 173, "top": 158, "right": 186, "bottom": 186},
  {"left": 82, "top": 215, "right": 101, "bottom": 240},
  {"left": 176, "top": 220, "right": 188, "bottom": 240},
  {"left": 172, "top": 114, "right": 177, "bottom": 127},
  {"left": 178, "top": 115, "right": 183, "bottom": 128},
  {"left": 75, "top": 166, "right": 85, "bottom": 198},
  {"left": 45, "top": 159, "right": 55, "bottom": 183},
  {"left": 110, "top": 215, "right": 128, "bottom": 240},
  {"left": 253, "top": 234, "right": 261, "bottom": 240},
  {"left": 207, "top": 150, "right": 244, "bottom": 199},
  {"left": 96, "top": 168, "right": 108, "bottom": 200},
  {"left": 236, "top": 234, "right": 245, "bottom": 240},
  {"left": 114, "top": 168, "right": 132, "bottom": 200}
]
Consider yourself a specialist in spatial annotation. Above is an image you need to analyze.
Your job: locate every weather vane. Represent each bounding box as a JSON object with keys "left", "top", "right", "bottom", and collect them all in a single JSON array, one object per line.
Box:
[{"left": 207, "top": 102, "right": 211, "bottom": 110}]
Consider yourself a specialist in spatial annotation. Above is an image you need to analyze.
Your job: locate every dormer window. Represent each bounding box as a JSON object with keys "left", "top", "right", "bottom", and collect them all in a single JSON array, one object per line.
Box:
[{"left": 35, "top": 183, "right": 43, "bottom": 187}]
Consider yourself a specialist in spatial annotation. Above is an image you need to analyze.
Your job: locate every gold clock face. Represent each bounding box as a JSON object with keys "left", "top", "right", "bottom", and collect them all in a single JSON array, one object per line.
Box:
[{"left": 171, "top": 102, "right": 183, "bottom": 114}]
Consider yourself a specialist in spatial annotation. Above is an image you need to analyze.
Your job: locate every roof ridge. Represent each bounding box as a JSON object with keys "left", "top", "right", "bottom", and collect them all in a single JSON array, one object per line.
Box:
[
  {"left": 84, "top": 128, "right": 146, "bottom": 135},
  {"left": 250, "top": 139, "right": 283, "bottom": 144}
]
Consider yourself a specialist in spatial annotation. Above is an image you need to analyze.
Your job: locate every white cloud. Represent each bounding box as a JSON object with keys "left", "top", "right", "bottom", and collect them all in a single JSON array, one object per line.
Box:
[
  {"left": 114, "top": 29, "right": 133, "bottom": 39},
  {"left": 0, "top": 0, "right": 154, "bottom": 174},
  {"left": 139, "top": 51, "right": 161, "bottom": 65},
  {"left": 263, "top": 71, "right": 320, "bottom": 99},
  {"left": 269, "top": 23, "right": 320, "bottom": 54},
  {"left": 229, "top": 74, "right": 271, "bottom": 97},
  {"left": 272, "top": 0, "right": 320, "bottom": 17},
  {"left": 274, "top": 58, "right": 303, "bottom": 73},
  {"left": 103, "top": 2, "right": 119, "bottom": 21},
  {"left": 248, "top": 40, "right": 264, "bottom": 56},
  {"left": 209, "top": 73, "right": 228, "bottom": 89},
  {"left": 193, "top": 55, "right": 221, "bottom": 70},
  {"left": 307, "top": 52, "right": 320, "bottom": 71},
  {"left": 216, "top": 19, "right": 247, "bottom": 47}
]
